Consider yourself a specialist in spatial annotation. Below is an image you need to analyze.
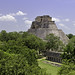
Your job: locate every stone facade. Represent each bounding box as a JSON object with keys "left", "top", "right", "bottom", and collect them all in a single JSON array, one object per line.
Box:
[
  {"left": 46, "top": 51, "right": 62, "bottom": 63},
  {"left": 28, "top": 15, "right": 69, "bottom": 44}
]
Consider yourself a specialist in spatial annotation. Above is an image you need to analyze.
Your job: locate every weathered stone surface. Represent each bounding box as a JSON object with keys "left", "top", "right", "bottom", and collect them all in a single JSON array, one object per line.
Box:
[
  {"left": 46, "top": 51, "right": 62, "bottom": 63},
  {"left": 28, "top": 15, "right": 69, "bottom": 44}
]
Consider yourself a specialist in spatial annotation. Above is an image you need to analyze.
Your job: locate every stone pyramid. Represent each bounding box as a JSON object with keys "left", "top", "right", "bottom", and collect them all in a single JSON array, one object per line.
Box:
[{"left": 28, "top": 15, "right": 69, "bottom": 44}]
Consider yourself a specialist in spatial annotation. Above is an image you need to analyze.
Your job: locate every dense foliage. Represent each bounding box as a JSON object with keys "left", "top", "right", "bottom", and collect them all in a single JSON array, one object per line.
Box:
[
  {"left": 0, "top": 30, "right": 47, "bottom": 75},
  {"left": 46, "top": 34, "right": 64, "bottom": 52},
  {"left": 58, "top": 36, "right": 75, "bottom": 75},
  {"left": 62, "top": 37, "right": 75, "bottom": 64},
  {"left": 58, "top": 63, "right": 75, "bottom": 75},
  {"left": 1, "top": 30, "right": 75, "bottom": 75},
  {"left": 67, "top": 34, "right": 73, "bottom": 39}
]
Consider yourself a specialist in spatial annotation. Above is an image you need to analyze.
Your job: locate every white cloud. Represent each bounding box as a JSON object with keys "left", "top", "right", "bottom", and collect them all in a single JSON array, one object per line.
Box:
[
  {"left": 23, "top": 17, "right": 28, "bottom": 20},
  {"left": 59, "top": 23, "right": 65, "bottom": 27},
  {"left": 73, "top": 24, "right": 75, "bottom": 26},
  {"left": 52, "top": 17, "right": 61, "bottom": 22},
  {"left": 9, "top": 11, "right": 27, "bottom": 16},
  {"left": 0, "top": 15, "right": 16, "bottom": 22},
  {"left": 0, "top": 11, "right": 27, "bottom": 22},
  {"left": 59, "top": 23, "right": 70, "bottom": 30},
  {"left": 24, "top": 20, "right": 32, "bottom": 29},
  {"left": 63, "top": 19, "right": 70, "bottom": 22},
  {"left": 24, "top": 20, "right": 32, "bottom": 25},
  {"left": 16, "top": 11, "right": 27, "bottom": 16}
]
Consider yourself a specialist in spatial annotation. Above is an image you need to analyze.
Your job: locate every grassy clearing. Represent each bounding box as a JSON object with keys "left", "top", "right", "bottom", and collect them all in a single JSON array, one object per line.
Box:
[{"left": 38, "top": 59, "right": 61, "bottom": 75}]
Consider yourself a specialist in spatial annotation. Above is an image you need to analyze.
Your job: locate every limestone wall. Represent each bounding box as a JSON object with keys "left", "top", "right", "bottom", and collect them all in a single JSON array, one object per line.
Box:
[
  {"left": 58, "top": 30, "right": 69, "bottom": 44},
  {"left": 48, "top": 23, "right": 58, "bottom": 29}
]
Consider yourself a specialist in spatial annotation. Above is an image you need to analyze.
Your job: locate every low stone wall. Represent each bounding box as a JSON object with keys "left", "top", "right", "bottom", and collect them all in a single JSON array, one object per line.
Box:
[{"left": 43, "top": 61, "right": 62, "bottom": 67}]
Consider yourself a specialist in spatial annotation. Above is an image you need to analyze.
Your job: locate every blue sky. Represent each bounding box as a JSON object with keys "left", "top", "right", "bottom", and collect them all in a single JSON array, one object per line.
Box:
[{"left": 0, "top": 0, "right": 75, "bottom": 34}]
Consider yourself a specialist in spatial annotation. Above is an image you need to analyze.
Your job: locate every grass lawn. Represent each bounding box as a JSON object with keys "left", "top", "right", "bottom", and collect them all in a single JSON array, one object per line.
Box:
[{"left": 38, "top": 59, "right": 61, "bottom": 75}]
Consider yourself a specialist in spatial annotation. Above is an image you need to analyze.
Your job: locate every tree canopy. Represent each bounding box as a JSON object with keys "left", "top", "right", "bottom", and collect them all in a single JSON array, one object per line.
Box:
[
  {"left": 62, "top": 37, "right": 75, "bottom": 64},
  {"left": 0, "top": 30, "right": 47, "bottom": 75},
  {"left": 46, "top": 34, "right": 64, "bottom": 52},
  {"left": 67, "top": 34, "right": 73, "bottom": 39},
  {"left": 58, "top": 36, "right": 75, "bottom": 75}
]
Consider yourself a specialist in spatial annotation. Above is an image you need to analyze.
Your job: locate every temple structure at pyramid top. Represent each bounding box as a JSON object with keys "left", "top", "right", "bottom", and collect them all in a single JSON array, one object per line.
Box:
[{"left": 28, "top": 15, "right": 69, "bottom": 44}]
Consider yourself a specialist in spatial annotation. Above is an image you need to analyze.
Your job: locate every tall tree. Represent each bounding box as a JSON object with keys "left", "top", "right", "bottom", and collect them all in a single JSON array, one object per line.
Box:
[
  {"left": 0, "top": 30, "right": 8, "bottom": 41},
  {"left": 67, "top": 34, "right": 73, "bottom": 39},
  {"left": 62, "top": 37, "right": 75, "bottom": 64},
  {"left": 46, "top": 34, "right": 64, "bottom": 52},
  {"left": 58, "top": 37, "right": 75, "bottom": 75}
]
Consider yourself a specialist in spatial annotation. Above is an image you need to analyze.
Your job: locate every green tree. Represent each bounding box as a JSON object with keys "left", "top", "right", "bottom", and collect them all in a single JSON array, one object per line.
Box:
[
  {"left": 67, "top": 71, "right": 75, "bottom": 75},
  {"left": 22, "top": 34, "right": 46, "bottom": 53},
  {"left": 67, "top": 34, "right": 73, "bottom": 39},
  {"left": 46, "top": 34, "right": 64, "bottom": 51},
  {"left": 58, "top": 37, "right": 75, "bottom": 75},
  {"left": 0, "top": 30, "right": 8, "bottom": 41},
  {"left": 0, "top": 30, "right": 48, "bottom": 75},
  {"left": 58, "top": 63, "right": 75, "bottom": 75},
  {"left": 7, "top": 32, "right": 21, "bottom": 41},
  {"left": 0, "top": 50, "right": 47, "bottom": 75},
  {"left": 62, "top": 37, "right": 75, "bottom": 63}
]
